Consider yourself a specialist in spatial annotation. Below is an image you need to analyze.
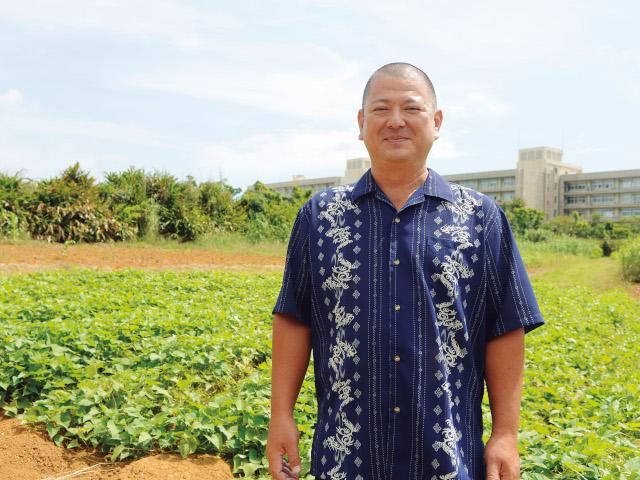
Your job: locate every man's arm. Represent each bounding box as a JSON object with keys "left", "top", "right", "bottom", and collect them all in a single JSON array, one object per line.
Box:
[
  {"left": 267, "top": 313, "right": 312, "bottom": 480},
  {"left": 484, "top": 327, "right": 524, "bottom": 480}
]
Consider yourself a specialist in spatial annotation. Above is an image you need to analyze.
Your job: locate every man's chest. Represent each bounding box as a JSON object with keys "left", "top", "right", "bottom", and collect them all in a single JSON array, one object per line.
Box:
[{"left": 307, "top": 191, "right": 486, "bottom": 324}]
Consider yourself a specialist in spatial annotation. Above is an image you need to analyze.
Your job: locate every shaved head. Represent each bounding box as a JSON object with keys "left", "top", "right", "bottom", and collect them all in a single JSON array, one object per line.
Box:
[{"left": 362, "top": 62, "right": 437, "bottom": 112}]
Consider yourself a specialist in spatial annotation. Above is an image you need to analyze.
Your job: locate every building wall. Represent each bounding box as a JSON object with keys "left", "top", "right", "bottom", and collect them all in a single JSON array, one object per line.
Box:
[
  {"left": 442, "top": 169, "right": 517, "bottom": 204},
  {"left": 515, "top": 147, "right": 582, "bottom": 219},
  {"left": 255, "top": 148, "right": 640, "bottom": 220},
  {"left": 559, "top": 170, "right": 640, "bottom": 219}
]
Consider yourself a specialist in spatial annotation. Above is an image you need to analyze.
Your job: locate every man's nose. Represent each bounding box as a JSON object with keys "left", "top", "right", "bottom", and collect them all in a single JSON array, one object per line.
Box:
[{"left": 386, "top": 108, "right": 406, "bottom": 128}]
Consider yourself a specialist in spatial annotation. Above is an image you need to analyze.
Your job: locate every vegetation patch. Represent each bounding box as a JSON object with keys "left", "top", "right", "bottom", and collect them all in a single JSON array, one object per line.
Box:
[{"left": 1, "top": 268, "right": 638, "bottom": 478}]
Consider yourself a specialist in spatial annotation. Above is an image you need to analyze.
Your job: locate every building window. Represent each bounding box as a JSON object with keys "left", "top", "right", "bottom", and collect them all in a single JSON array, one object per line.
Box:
[
  {"left": 566, "top": 196, "right": 588, "bottom": 204},
  {"left": 621, "top": 178, "right": 640, "bottom": 189},
  {"left": 591, "top": 180, "right": 615, "bottom": 190},
  {"left": 502, "top": 191, "right": 515, "bottom": 201},
  {"left": 459, "top": 180, "right": 477, "bottom": 189},
  {"left": 593, "top": 209, "right": 615, "bottom": 218},
  {"left": 621, "top": 193, "right": 640, "bottom": 204},
  {"left": 621, "top": 208, "right": 640, "bottom": 217},
  {"left": 501, "top": 177, "right": 515, "bottom": 187},
  {"left": 479, "top": 178, "right": 498, "bottom": 190},
  {"left": 591, "top": 194, "right": 615, "bottom": 204},
  {"left": 565, "top": 182, "right": 589, "bottom": 192}
]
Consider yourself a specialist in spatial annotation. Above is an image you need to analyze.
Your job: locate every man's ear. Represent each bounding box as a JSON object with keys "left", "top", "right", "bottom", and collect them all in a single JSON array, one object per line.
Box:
[
  {"left": 357, "top": 109, "right": 364, "bottom": 140},
  {"left": 433, "top": 109, "right": 443, "bottom": 140}
]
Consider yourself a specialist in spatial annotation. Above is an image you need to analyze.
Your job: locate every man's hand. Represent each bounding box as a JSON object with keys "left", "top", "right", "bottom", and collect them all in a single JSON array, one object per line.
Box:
[
  {"left": 484, "top": 433, "right": 520, "bottom": 480},
  {"left": 267, "top": 414, "right": 302, "bottom": 479}
]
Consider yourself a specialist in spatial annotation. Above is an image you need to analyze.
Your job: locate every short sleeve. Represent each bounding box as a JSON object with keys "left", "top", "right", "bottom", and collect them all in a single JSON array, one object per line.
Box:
[
  {"left": 483, "top": 200, "right": 544, "bottom": 340},
  {"left": 272, "top": 202, "right": 313, "bottom": 325}
]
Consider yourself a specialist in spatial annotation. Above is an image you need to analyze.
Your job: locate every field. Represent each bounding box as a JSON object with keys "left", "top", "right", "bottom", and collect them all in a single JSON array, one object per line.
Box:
[{"left": 1, "top": 240, "right": 639, "bottom": 479}]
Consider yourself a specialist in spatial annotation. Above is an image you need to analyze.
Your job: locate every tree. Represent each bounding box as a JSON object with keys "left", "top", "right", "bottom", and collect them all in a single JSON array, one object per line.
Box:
[{"left": 506, "top": 207, "right": 545, "bottom": 236}]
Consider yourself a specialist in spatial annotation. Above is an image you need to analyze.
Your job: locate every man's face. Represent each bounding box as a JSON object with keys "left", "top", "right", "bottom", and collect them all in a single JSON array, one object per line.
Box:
[{"left": 357, "top": 73, "right": 443, "bottom": 166}]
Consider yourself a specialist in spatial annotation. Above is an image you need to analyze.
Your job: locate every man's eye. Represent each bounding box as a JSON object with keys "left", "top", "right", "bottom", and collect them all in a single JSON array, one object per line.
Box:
[
  {"left": 373, "top": 107, "right": 388, "bottom": 112},
  {"left": 407, "top": 107, "right": 421, "bottom": 111}
]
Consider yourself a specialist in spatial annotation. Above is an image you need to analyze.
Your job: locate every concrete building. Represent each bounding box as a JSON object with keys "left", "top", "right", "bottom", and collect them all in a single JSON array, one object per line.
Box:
[
  {"left": 255, "top": 157, "right": 370, "bottom": 196},
  {"left": 257, "top": 147, "right": 640, "bottom": 220},
  {"left": 559, "top": 170, "right": 640, "bottom": 219},
  {"left": 443, "top": 147, "right": 583, "bottom": 219}
]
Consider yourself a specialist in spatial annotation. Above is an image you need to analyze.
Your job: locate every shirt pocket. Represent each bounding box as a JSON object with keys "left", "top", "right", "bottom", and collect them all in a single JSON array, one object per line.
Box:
[{"left": 425, "top": 234, "right": 473, "bottom": 301}]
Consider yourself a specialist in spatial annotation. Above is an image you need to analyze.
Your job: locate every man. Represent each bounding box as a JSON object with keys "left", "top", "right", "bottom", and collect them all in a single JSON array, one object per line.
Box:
[{"left": 267, "top": 63, "right": 544, "bottom": 480}]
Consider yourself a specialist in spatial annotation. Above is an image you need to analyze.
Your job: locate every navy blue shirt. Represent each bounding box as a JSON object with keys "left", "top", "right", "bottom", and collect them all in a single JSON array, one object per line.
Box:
[{"left": 273, "top": 168, "right": 544, "bottom": 480}]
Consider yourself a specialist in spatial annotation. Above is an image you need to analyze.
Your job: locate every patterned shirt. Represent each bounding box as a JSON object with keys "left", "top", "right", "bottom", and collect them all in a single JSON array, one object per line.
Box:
[{"left": 272, "top": 167, "right": 544, "bottom": 480}]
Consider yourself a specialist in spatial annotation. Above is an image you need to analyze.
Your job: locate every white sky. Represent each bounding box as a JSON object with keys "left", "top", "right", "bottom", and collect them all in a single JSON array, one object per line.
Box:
[{"left": 0, "top": 1, "right": 638, "bottom": 190}]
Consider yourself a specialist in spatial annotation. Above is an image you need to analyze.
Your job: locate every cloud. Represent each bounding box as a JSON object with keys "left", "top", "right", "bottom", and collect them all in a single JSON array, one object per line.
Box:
[
  {"left": 430, "top": 135, "right": 465, "bottom": 160},
  {"left": 2, "top": 99, "right": 168, "bottom": 148},
  {"left": 125, "top": 44, "right": 364, "bottom": 121},
  {"left": 0, "top": 89, "right": 23, "bottom": 106},
  {"left": 0, "top": 0, "right": 239, "bottom": 50},
  {"left": 196, "top": 128, "right": 369, "bottom": 189},
  {"left": 440, "top": 89, "right": 512, "bottom": 121}
]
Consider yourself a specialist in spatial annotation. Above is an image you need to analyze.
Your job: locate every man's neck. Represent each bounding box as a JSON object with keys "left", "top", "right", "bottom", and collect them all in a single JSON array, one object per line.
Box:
[{"left": 370, "top": 159, "right": 429, "bottom": 211}]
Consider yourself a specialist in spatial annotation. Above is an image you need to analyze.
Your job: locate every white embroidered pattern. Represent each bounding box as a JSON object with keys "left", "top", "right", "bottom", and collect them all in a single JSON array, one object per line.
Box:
[
  {"left": 319, "top": 186, "right": 361, "bottom": 479},
  {"left": 433, "top": 187, "right": 482, "bottom": 474}
]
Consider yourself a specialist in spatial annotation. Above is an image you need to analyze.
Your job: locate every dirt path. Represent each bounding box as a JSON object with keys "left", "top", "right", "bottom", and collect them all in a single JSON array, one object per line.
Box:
[
  {"left": 0, "top": 414, "right": 233, "bottom": 479},
  {"left": 0, "top": 242, "right": 284, "bottom": 275}
]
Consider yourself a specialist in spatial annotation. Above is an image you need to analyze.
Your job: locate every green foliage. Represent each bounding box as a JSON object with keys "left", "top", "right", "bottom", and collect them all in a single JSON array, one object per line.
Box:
[
  {"left": 524, "top": 228, "right": 551, "bottom": 243},
  {"left": 238, "top": 182, "right": 311, "bottom": 242},
  {"left": 619, "top": 238, "right": 640, "bottom": 282},
  {"left": 198, "top": 181, "right": 243, "bottom": 232},
  {"left": 507, "top": 207, "right": 545, "bottom": 235},
  {"left": 547, "top": 212, "right": 640, "bottom": 241},
  {"left": 2, "top": 164, "right": 314, "bottom": 244},
  {"left": 0, "top": 270, "right": 317, "bottom": 475},
  {"left": 0, "top": 172, "right": 30, "bottom": 238},
  {"left": 99, "top": 168, "right": 158, "bottom": 239},
  {"left": 514, "top": 282, "right": 640, "bottom": 479},
  {"left": 500, "top": 197, "right": 526, "bottom": 212},
  {"left": 145, "top": 173, "right": 209, "bottom": 242},
  {"left": 26, "top": 164, "right": 135, "bottom": 242},
  {"left": 1, "top": 267, "right": 639, "bottom": 478},
  {"left": 519, "top": 235, "right": 602, "bottom": 268}
]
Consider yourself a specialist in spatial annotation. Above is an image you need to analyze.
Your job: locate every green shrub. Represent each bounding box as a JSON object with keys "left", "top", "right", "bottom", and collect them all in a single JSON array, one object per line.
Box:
[
  {"left": 0, "top": 172, "right": 30, "bottom": 238},
  {"left": 237, "top": 183, "right": 311, "bottom": 242},
  {"left": 199, "top": 181, "right": 242, "bottom": 232},
  {"left": 520, "top": 234, "right": 602, "bottom": 258},
  {"left": 507, "top": 207, "right": 545, "bottom": 235},
  {"left": 619, "top": 238, "right": 640, "bottom": 282},
  {"left": 524, "top": 228, "right": 551, "bottom": 243},
  {"left": 26, "top": 164, "right": 135, "bottom": 243}
]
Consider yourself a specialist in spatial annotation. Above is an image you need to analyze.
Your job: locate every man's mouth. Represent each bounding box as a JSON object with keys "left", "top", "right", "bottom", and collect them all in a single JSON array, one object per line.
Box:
[{"left": 386, "top": 137, "right": 409, "bottom": 143}]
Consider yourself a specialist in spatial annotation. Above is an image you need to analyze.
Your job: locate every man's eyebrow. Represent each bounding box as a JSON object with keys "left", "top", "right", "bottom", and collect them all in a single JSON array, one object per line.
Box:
[{"left": 368, "top": 97, "right": 425, "bottom": 105}]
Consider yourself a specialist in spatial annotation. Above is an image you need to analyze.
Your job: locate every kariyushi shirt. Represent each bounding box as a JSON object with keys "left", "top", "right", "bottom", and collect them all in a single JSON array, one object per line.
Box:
[{"left": 272, "top": 168, "right": 544, "bottom": 480}]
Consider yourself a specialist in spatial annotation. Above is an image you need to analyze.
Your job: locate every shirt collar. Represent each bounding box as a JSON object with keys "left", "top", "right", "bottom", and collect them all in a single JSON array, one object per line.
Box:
[{"left": 349, "top": 167, "right": 455, "bottom": 204}]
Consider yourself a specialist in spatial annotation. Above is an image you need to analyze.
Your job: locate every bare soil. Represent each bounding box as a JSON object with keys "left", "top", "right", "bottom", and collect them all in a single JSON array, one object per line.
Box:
[
  {"left": 0, "top": 414, "right": 233, "bottom": 480},
  {"left": 0, "top": 242, "right": 283, "bottom": 275}
]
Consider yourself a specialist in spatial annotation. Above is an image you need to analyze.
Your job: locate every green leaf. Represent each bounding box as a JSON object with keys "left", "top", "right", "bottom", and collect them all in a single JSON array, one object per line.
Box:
[{"left": 111, "top": 444, "right": 125, "bottom": 462}]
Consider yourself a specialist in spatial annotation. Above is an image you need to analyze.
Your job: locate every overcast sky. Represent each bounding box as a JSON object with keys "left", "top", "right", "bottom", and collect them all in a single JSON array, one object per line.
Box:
[{"left": 0, "top": 1, "right": 638, "bottom": 190}]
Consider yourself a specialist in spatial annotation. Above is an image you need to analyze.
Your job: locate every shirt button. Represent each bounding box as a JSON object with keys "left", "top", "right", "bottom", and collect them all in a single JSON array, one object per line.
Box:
[
  {"left": 393, "top": 259, "right": 400, "bottom": 266},
  {"left": 394, "top": 217, "right": 400, "bottom": 223},
  {"left": 394, "top": 304, "right": 401, "bottom": 311},
  {"left": 394, "top": 355, "right": 401, "bottom": 362},
  {"left": 393, "top": 406, "right": 401, "bottom": 413}
]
